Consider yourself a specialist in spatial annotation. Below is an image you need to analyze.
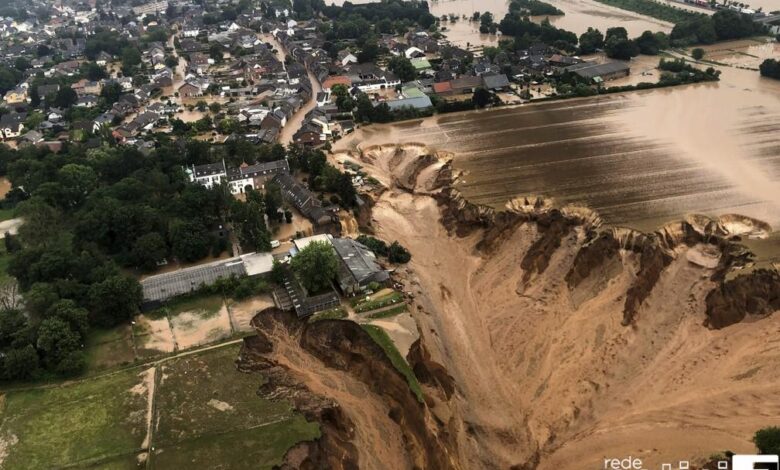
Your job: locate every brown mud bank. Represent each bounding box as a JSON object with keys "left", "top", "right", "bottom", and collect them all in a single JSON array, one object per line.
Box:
[
  {"left": 319, "top": 143, "right": 780, "bottom": 469},
  {"left": 238, "top": 309, "right": 460, "bottom": 470}
]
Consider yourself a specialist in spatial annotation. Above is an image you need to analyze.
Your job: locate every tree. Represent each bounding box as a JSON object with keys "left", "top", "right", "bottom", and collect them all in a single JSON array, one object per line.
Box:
[
  {"left": 472, "top": 88, "right": 492, "bottom": 108},
  {"left": 605, "top": 36, "right": 639, "bottom": 60},
  {"left": 635, "top": 30, "right": 667, "bottom": 55},
  {"left": 100, "top": 82, "right": 122, "bottom": 105},
  {"left": 58, "top": 164, "right": 98, "bottom": 207},
  {"left": 691, "top": 48, "right": 705, "bottom": 60},
  {"left": 290, "top": 241, "right": 338, "bottom": 293},
  {"left": 357, "top": 41, "right": 380, "bottom": 63},
  {"left": 88, "top": 274, "right": 142, "bottom": 327},
  {"left": 754, "top": 427, "right": 780, "bottom": 455},
  {"left": 759, "top": 59, "right": 780, "bottom": 80},
  {"left": 578, "top": 28, "right": 604, "bottom": 54},
  {"left": 605, "top": 26, "right": 629, "bottom": 42},
  {"left": 121, "top": 47, "right": 142, "bottom": 75},
  {"left": 54, "top": 87, "right": 78, "bottom": 108},
  {"left": 81, "top": 62, "right": 107, "bottom": 81},
  {"left": 209, "top": 43, "right": 224, "bottom": 63},
  {"left": 36, "top": 317, "right": 83, "bottom": 374},
  {"left": 387, "top": 56, "right": 416, "bottom": 83},
  {"left": 24, "top": 282, "right": 60, "bottom": 317},
  {"left": 170, "top": 220, "right": 211, "bottom": 262},
  {"left": 480, "top": 12, "right": 494, "bottom": 33},
  {"left": 388, "top": 241, "right": 412, "bottom": 263},
  {"left": 3, "top": 345, "right": 39, "bottom": 380},
  {"left": 46, "top": 299, "right": 89, "bottom": 337},
  {"left": 132, "top": 232, "right": 168, "bottom": 271},
  {"left": 208, "top": 102, "right": 222, "bottom": 114}
]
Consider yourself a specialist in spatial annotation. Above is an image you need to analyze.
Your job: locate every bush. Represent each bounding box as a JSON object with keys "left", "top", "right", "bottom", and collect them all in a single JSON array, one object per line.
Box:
[
  {"left": 754, "top": 427, "right": 780, "bottom": 455},
  {"left": 691, "top": 48, "right": 705, "bottom": 60}
]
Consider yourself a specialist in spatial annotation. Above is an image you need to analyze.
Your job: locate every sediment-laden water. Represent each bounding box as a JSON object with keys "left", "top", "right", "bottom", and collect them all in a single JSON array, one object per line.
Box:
[{"left": 336, "top": 48, "right": 780, "bottom": 235}]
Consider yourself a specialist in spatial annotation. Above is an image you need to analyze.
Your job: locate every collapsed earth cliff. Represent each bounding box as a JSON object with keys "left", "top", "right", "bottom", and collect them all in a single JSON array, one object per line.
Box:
[{"left": 244, "top": 144, "right": 780, "bottom": 470}]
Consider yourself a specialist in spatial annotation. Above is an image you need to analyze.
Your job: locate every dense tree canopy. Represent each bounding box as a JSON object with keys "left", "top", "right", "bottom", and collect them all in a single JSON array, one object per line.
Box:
[{"left": 291, "top": 241, "right": 339, "bottom": 293}]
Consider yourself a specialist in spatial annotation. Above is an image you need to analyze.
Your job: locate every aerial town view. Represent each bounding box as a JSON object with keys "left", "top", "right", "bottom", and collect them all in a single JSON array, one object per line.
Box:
[{"left": 0, "top": 0, "right": 777, "bottom": 468}]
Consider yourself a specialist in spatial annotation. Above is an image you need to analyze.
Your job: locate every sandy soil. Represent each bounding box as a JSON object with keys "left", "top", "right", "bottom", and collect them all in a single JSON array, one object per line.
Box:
[
  {"left": 365, "top": 311, "right": 419, "bottom": 358},
  {"left": 135, "top": 315, "right": 176, "bottom": 356},
  {"left": 170, "top": 304, "right": 232, "bottom": 350},
  {"left": 330, "top": 143, "right": 780, "bottom": 469},
  {"left": 228, "top": 295, "right": 276, "bottom": 332},
  {"left": 129, "top": 367, "right": 156, "bottom": 450}
]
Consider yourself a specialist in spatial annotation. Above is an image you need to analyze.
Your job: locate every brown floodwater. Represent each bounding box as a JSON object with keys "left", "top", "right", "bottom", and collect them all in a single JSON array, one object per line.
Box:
[
  {"left": 332, "top": 0, "right": 672, "bottom": 47},
  {"left": 335, "top": 40, "right": 780, "bottom": 235}
]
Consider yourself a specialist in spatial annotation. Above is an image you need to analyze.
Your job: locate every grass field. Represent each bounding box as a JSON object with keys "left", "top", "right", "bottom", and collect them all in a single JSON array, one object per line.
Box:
[
  {"left": 0, "top": 368, "right": 150, "bottom": 468},
  {"left": 0, "top": 208, "right": 14, "bottom": 223},
  {"left": 354, "top": 291, "right": 404, "bottom": 313},
  {"left": 309, "top": 307, "right": 348, "bottom": 322},
  {"left": 366, "top": 304, "right": 408, "bottom": 319},
  {"left": 85, "top": 325, "right": 137, "bottom": 371},
  {"left": 1, "top": 344, "right": 321, "bottom": 469},
  {"left": 361, "top": 325, "right": 424, "bottom": 403},
  {"left": 150, "top": 344, "right": 320, "bottom": 468}
]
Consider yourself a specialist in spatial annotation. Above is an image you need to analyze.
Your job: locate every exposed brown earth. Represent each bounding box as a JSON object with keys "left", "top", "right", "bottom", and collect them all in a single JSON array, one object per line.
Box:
[{"left": 242, "top": 144, "right": 780, "bottom": 469}]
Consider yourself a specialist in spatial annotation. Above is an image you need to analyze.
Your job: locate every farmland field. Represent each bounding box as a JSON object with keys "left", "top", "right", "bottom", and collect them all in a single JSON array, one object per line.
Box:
[{"left": 0, "top": 344, "right": 320, "bottom": 469}]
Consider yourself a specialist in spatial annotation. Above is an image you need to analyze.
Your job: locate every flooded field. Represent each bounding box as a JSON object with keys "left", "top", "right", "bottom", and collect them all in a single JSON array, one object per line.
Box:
[
  {"left": 335, "top": 0, "right": 673, "bottom": 47},
  {"left": 336, "top": 44, "right": 780, "bottom": 233}
]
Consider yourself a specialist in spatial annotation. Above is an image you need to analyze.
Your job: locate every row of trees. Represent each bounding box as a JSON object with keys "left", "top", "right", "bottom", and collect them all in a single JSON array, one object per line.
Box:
[
  {"left": 508, "top": 0, "right": 565, "bottom": 17},
  {"left": 670, "top": 10, "right": 766, "bottom": 45}
]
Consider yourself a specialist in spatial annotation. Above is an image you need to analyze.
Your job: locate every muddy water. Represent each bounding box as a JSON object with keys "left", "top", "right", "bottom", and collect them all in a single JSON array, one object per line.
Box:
[
  {"left": 335, "top": 41, "right": 780, "bottom": 233},
  {"left": 331, "top": 0, "right": 672, "bottom": 47}
]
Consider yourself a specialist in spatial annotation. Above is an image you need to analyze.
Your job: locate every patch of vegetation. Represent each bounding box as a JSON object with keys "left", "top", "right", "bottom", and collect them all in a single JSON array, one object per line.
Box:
[
  {"left": 84, "top": 325, "right": 136, "bottom": 372},
  {"left": 592, "top": 0, "right": 700, "bottom": 24},
  {"left": 754, "top": 426, "right": 780, "bottom": 454},
  {"left": 151, "top": 418, "right": 319, "bottom": 470},
  {"left": 354, "top": 291, "right": 404, "bottom": 313},
  {"left": 158, "top": 293, "right": 224, "bottom": 319},
  {"left": 291, "top": 241, "right": 338, "bottom": 294},
  {"left": 509, "top": 0, "right": 564, "bottom": 16},
  {"left": 0, "top": 367, "right": 149, "bottom": 468},
  {"left": 309, "top": 307, "right": 348, "bottom": 322},
  {"left": 153, "top": 345, "right": 319, "bottom": 466},
  {"left": 0, "top": 207, "right": 14, "bottom": 222},
  {"left": 367, "top": 304, "right": 408, "bottom": 319},
  {"left": 760, "top": 58, "right": 780, "bottom": 79},
  {"left": 356, "top": 235, "right": 412, "bottom": 263},
  {"left": 361, "top": 324, "right": 423, "bottom": 403}
]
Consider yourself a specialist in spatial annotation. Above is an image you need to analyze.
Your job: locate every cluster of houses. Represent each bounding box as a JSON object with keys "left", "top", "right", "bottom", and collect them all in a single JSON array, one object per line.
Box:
[{"left": 0, "top": 0, "right": 639, "bottom": 152}]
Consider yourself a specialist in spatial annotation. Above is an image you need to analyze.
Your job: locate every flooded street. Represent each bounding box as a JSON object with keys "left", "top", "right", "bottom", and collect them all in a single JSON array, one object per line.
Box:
[{"left": 336, "top": 40, "right": 780, "bottom": 234}]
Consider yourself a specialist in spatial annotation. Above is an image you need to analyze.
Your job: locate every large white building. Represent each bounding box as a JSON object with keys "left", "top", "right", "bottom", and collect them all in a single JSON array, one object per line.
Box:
[{"left": 187, "top": 159, "right": 290, "bottom": 194}]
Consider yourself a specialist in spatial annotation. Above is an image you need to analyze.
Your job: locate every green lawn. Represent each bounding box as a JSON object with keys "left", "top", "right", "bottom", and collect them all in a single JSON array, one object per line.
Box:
[
  {"left": 309, "top": 307, "right": 348, "bottom": 322},
  {"left": 354, "top": 292, "right": 404, "bottom": 313},
  {"left": 151, "top": 344, "right": 319, "bottom": 468},
  {"left": 0, "top": 208, "right": 15, "bottom": 223},
  {"left": 160, "top": 293, "right": 224, "bottom": 319},
  {"left": 84, "top": 325, "right": 137, "bottom": 372},
  {"left": 1, "top": 344, "right": 322, "bottom": 469},
  {"left": 0, "top": 368, "right": 150, "bottom": 468},
  {"left": 151, "top": 417, "right": 318, "bottom": 470},
  {"left": 361, "top": 325, "right": 424, "bottom": 403},
  {"left": 367, "top": 304, "right": 408, "bottom": 319}
]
